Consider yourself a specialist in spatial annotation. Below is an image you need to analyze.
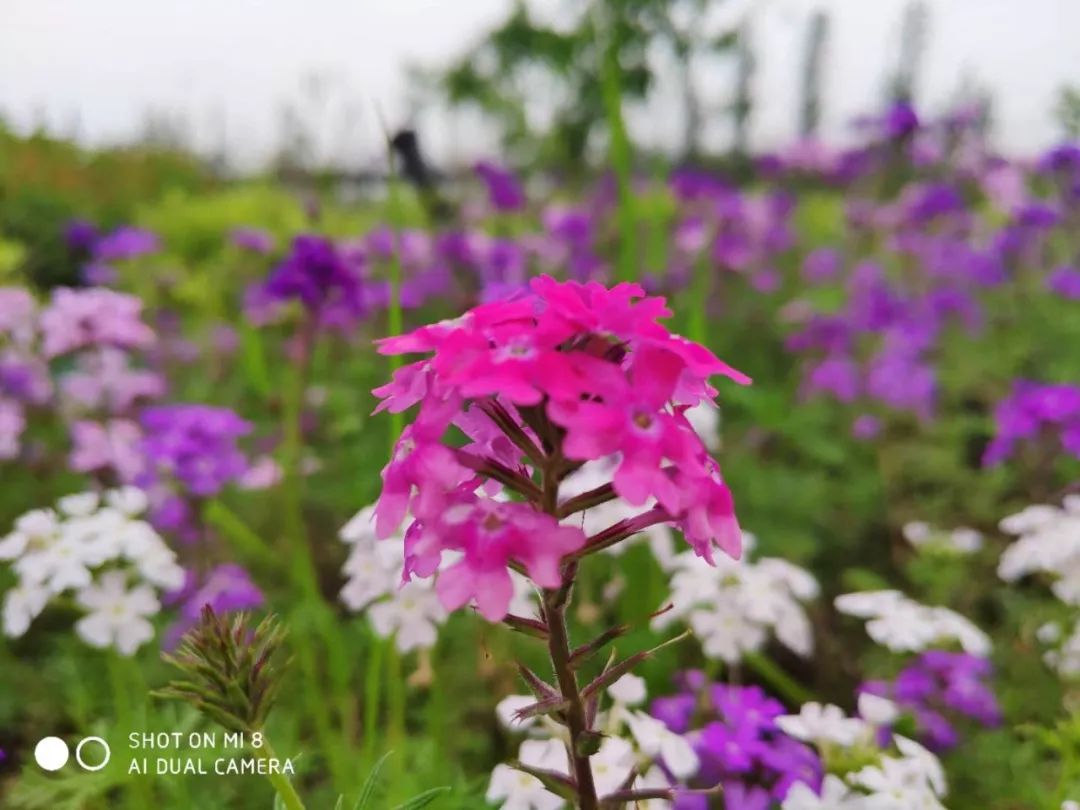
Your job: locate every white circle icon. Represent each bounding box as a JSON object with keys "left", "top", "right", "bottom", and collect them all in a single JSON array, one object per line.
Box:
[
  {"left": 75, "top": 737, "right": 111, "bottom": 772},
  {"left": 34, "top": 737, "right": 70, "bottom": 771}
]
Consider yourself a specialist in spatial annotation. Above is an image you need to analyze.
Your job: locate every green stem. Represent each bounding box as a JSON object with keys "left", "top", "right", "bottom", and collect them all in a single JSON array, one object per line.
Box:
[
  {"left": 254, "top": 736, "right": 306, "bottom": 810},
  {"left": 385, "top": 134, "right": 406, "bottom": 447},
  {"left": 362, "top": 633, "right": 388, "bottom": 765},
  {"left": 595, "top": 2, "right": 636, "bottom": 283},
  {"left": 386, "top": 645, "right": 407, "bottom": 795},
  {"left": 743, "top": 651, "right": 815, "bottom": 706},
  {"left": 109, "top": 654, "right": 151, "bottom": 808}
]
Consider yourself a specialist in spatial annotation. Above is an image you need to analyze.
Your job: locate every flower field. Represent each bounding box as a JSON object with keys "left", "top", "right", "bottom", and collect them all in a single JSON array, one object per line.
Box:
[{"left": 2, "top": 104, "right": 1080, "bottom": 809}]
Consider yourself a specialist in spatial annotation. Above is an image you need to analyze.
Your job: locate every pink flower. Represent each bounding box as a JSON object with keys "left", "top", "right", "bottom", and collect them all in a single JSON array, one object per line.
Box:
[
  {"left": 371, "top": 276, "right": 748, "bottom": 620},
  {"left": 69, "top": 419, "right": 145, "bottom": 482},
  {"left": 431, "top": 498, "right": 586, "bottom": 620},
  {"left": 40, "top": 288, "right": 155, "bottom": 358}
]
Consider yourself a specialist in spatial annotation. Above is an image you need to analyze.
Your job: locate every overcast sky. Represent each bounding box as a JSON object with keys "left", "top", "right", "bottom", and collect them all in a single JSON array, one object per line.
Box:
[{"left": 2, "top": 0, "right": 1078, "bottom": 167}]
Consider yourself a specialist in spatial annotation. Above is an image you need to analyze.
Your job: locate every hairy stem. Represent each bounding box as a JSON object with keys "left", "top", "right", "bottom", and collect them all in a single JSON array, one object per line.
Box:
[
  {"left": 541, "top": 455, "right": 599, "bottom": 809},
  {"left": 543, "top": 584, "right": 599, "bottom": 810}
]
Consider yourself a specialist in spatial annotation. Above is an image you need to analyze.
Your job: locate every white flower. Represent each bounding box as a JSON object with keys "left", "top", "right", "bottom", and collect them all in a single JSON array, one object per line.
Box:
[
  {"left": 622, "top": 710, "right": 699, "bottom": 779},
  {"left": 692, "top": 599, "right": 768, "bottom": 663},
  {"left": 486, "top": 738, "right": 570, "bottom": 810},
  {"left": 58, "top": 492, "right": 100, "bottom": 517},
  {"left": 776, "top": 703, "right": 869, "bottom": 747},
  {"left": 684, "top": 401, "right": 720, "bottom": 451},
  {"left": 16, "top": 532, "right": 96, "bottom": 594},
  {"left": 105, "top": 486, "right": 149, "bottom": 516},
  {"left": 496, "top": 695, "right": 537, "bottom": 731},
  {"left": 836, "top": 590, "right": 991, "bottom": 656},
  {"left": 658, "top": 537, "right": 818, "bottom": 664},
  {"left": 0, "top": 508, "right": 60, "bottom": 562},
  {"left": 589, "top": 736, "right": 637, "bottom": 796},
  {"left": 519, "top": 738, "right": 568, "bottom": 772},
  {"left": 859, "top": 693, "right": 900, "bottom": 727},
  {"left": 607, "top": 674, "right": 647, "bottom": 707},
  {"left": 998, "top": 499, "right": 1080, "bottom": 606},
  {"left": 339, "top": 504, "right": 378, "bottom": 544},
  {"left": 903, "top": 521, "right": 982, "bottom": 554},
  {"left": 894, "top": 735, "right": 947, "bottom": 797},
  {"left": 949, "top": 527, "right": 984, "bottom": 553},
  {"left": 507, "top": 570, "right": 540, "bottom": 618},
  {"left": 486, "top": 763, "right": 564, "bottom": 810},
  {"left": 835, "top": 590, "right": 907, "bottom": 618},
  {"left": 633, "top": 766, "right": 673, "bottom": 809},
  {"left": 782, "top": 775, "right": 860, "bottom": 809},
  {"left": 367, "top": 579, "right": 446, "bottom": 652},
  {"left": 902, "top": 521, "right": 932, "bottom": 546},
  {"left": 74, "top": 571, "right": 160, "bottom": 655},
  {"left": 340, "top": 537, "right": 402, "bottom": 610},
  {"left": 1062, "top": 801, "right": 1079, "bottom": 810},
  {"left": 2, "top": 581, "right": 50, "bottom": 637}
]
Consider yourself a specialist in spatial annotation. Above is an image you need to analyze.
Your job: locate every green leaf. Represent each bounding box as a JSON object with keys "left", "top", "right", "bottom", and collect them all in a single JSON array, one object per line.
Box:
[
  {"left": 392, "top": 787, "right": 452, "bottom": 810},
  {"left": 354, "top": 751, "right": 393, "bottom": 809}
]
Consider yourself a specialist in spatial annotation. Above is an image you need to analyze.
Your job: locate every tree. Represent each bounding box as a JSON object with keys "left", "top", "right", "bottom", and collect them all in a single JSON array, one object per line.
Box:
[{"left": 431, "top": 0, "right": 742, "bottom": 167}]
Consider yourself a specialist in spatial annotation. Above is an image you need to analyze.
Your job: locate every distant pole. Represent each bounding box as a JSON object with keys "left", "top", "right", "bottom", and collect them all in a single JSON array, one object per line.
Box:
[
  {"left": 732, "top": 23, "right": 755, "bottom": 156},
  {"left": 798, "top": 11, "right": 829, "bottom": 139},
  {"left": 889, "top": 0, "right": 929, "bottom": 105}
]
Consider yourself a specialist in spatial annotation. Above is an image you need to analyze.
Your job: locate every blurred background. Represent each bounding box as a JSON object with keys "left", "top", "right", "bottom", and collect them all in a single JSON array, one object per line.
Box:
[{"left": 4, "top": 0, "right": 1079, "bottom": 172}]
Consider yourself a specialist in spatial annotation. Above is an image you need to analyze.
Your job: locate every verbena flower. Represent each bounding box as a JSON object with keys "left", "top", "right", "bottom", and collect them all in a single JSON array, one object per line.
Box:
[
  {"left": 0, "top": 488, "right": 183, "bottom": 654},
  {"left": 246, "top": 234, "right": 365, "bottom": 332},
  {"left": 902, "top": 521, "right": 983, "bottom": 555},
  {"left": 835, "top": 590, "right": 991, "bottom": 656},
  {"left": 164, "top": 563, "right": 265, "bottom": 648},
  {"left": 488, "top": 673, "right": 698, "bottom": 808},
  {"left": 776, "top": 700, "right": 948, "bottom": 808},
  {"left": 860, "top": 651, "right": 1001, "bottom": 751},
  {"left": 652, "top": 533, "right": 818, "bottom": 663},
  {"left": 230, "top": 227, "right": 276, "bottom": 255},
  {"left": 475, "top": 161, "right": 526, "bottom": 212},
  {"left": 40, "top": 288, "right": 155, "bottom": 358},
  {"left": 371, "top": 276, "right": 749, "bottom": 622},
  {"left": 651, "top": 676, "right": 821, "bottom": 807},
  {"left": 338, "top": 504, "right": 448, "bottom": 651},
  {"left": 984, "top": 380, "right": 1080, "bottom": 464},
  {"left": 140, "top": 404, "right": 253, "bottom": 497},
  {"left": 93, "top": 226, "right": 160, "bottom": 262}
]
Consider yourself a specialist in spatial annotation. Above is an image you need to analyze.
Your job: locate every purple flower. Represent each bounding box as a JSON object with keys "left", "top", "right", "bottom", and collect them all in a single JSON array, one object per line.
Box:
[
  {"left": 860, "top": 651, "right": 1001, "bottom": 752},
  {"left": 165, "top": 564, "right": 265, "bottom": 647},
  {"left": 884, "top": 101, "right": 920, "bottom": 140},
  {"left": 140, "top": 404, "right": 253, "bottom": 496},
  {"left": 230, "top": 227, "right": 276, "bottom": 254},
  {"left": 1047, "top": 266, "right": 1080, "bottom": 300},
  {"left": 249, "top": 235, "right": 365, "bottom": 332},
  {"left": 851, "top": 414, "right": 882, "bottom": 440},
  {"left": 655, "top": 677, "right": 822, "bottom": 803},
  {"left": 984, "top": 380, "right": 1080, "bottom": 465},
  {"left": 801, "top": 248, "right": 842, "bottom": 283},
  {"left": 700, "top": 721, "right": 758, "bottom": 773},
  {"left": 804, "top": 354, "right": 860, "bottom": 403},
  {"left": 474, "top": 161, "right": 526, "bottom": 211},
  {"left": 93, "top": 226, "right": 160, "bottom": 261},
  {"left": 64, "top": 219, "right": 99, "bottom": 254}
]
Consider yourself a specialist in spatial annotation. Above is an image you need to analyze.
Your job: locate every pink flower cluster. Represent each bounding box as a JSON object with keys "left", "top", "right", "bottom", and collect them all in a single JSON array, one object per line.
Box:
[
  {"left": 373, "top": 276, "right": 749, "bottom": 620},
  {"left": 40, "top": 288, "right": 155, "bottom": 359}
]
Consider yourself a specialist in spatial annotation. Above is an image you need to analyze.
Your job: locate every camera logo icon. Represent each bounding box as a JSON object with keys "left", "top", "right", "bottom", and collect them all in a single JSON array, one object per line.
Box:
[{"left": 34, "top": 736, "right": 111, "bottom": 772}]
